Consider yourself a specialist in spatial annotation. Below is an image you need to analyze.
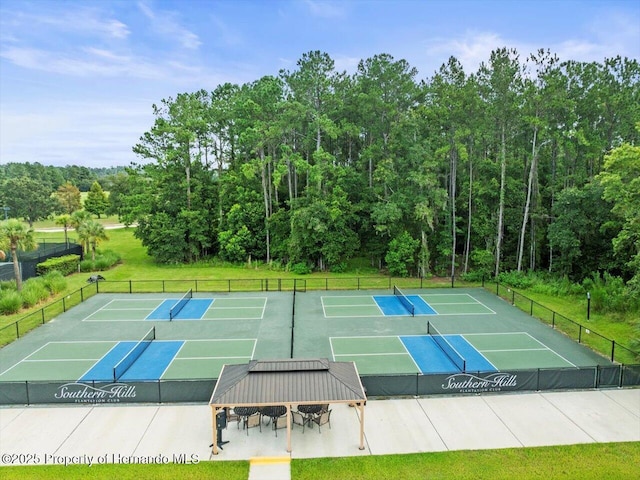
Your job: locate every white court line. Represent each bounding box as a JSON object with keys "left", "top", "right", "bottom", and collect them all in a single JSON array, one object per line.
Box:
[
  {"left": 23, "top": 358, "right": 102, "bottom": 362},
  {"left": 333, "top": 352, "right": 411, "bottom": 358},
  {"left": 464, "top": 332, "right": 578, "bottom": 368},
  {"left": 325, "top": 312, "right": 385, "bottom": 318},
  {"left": 480, "top": 348, "right": 550, "bottom": 353},
  {"left": 158, "top": 340, "right": 187, "bottom": 379},
  {"left": 398, "top": 335, "right": 422, "bottom": 371},
  {"left": 172, "top": 356, "right": 252, "bottom": 360},
  {"left": 523, "top": 332, "right": 578, "bottom": 367}
]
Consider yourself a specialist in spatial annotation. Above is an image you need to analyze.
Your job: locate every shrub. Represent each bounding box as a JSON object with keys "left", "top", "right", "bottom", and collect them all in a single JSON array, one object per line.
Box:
[
  {"left": 497, "top": 270, "right": 534, "bottom": 289},
  {"left": 461, "top": 270, "right": 486, "bottom": 283},
  {"left": 20, "top": 280, "right": 49, "bottom": 308},
  {"left": 289, "top": 262, "right": 312, "bottom": 275},
  {"left": 0, "top": 290, "right": 21, "bottom": 314},
  {"left": 329, "top": 262, "right": 347, "bottom": 273},
  {"left": 41, "top": 271, "right": 67, "bottom": 294},
  {"left": 582, "top": 272, "right": 637, "bottom": 314},
  {"left": 79, "top": 250, "right": 121, "bottom": 272},
  {"left": 36, "top": 254, "right": 80, "bottom": 276},
  {"left": 0, "top": 280, "right": 16, "bottom": 293}
]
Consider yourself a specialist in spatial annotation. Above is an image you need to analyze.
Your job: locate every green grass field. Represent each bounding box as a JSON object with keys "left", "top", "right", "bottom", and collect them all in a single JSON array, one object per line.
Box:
[{"left": 2, "top": 442, "right": 638, "bottom": 480}]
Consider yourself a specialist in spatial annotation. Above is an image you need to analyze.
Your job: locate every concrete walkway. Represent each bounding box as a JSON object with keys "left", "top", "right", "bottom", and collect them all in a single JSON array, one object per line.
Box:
[{"left": 1, "top": 389, "right": 638, "bottom": 478}]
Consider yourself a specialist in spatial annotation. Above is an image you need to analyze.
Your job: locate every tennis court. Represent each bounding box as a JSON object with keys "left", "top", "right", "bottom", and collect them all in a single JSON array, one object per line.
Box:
[
  {"left": 83, "top": 295, "right": 267, "bottom": 322},
  {"left": 322, "top": 291, "right": 494, "bottom": 317},
  {"left": 0, "top": 335, "right": 257, "bottom": 382},
  {"left": 331, "top": 330, "right": 576, "bottom": 375},
  {"left": 0, "top": 287, "right": 625, "bottom": 403}
]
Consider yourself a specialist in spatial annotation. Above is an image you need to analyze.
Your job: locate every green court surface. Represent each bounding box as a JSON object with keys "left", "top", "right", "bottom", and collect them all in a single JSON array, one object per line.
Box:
[{"left": 0, "top": 288, "right": 614, "bottom": 384}]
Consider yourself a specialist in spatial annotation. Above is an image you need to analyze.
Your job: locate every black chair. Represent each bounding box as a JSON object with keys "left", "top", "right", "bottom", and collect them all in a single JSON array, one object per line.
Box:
[
  {"left": 260, "top": 406, "right": 287, "bottom": 436},
  {"left": 312, "top": 409, "right": 332, "bottom": 433},
  {"left": 297, "top": 404, "right": 323, "bottom": 428},
  {"left": 233, "top": 406, "right": 260, "bottom": 435},
  {"left": 291, "top": 410, "right": 306, "bottom": 433}
]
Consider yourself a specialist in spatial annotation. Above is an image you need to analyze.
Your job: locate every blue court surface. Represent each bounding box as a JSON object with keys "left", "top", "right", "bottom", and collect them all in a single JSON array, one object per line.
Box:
[
  {"left": 373, "top": 295, "right": 437, "bottom": 316},
  {"left": 400, "top": 335, "right": 496, "bottom": 373},
  {"left": 146, "top": 299, "right": 213, "bottom": 321},
  {"left": 80, "top": 340, "right": 184, "bottom": 381}
]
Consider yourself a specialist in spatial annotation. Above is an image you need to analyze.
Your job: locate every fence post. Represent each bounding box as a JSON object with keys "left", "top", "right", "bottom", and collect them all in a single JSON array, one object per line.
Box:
[
  {"left": 611, "top": 341, "right": 615, "bottom": 363},
  {"left": 129, "top": 280, "right": 132, "bottom": 293},
  {"left": 62, "top": 297, "right": 66, "bottom": 313},
  {"left": 530, "top": 299, "right": 533, "bottom": 316},
  {"left": 41, "top": 309, "right": 45, "bottom": 324},
  {"left": 15, "top": 322, "right": 19, "bottom": 339},
  {"left": 552, "top": 311, "right": 555, "bottom": 328},
  {"left": 578, "top": 325, "right": 582, "bottom": 343}
]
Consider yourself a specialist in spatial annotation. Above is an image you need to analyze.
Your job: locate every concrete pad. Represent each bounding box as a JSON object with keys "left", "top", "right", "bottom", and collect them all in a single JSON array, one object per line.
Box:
[
  {"left": 0, "top": 406, "right": 24, "bottom": 430},
  {"left": 363, "top": 399, "right": 447, "bottom": 455},
  {"left": 483, "top": 393, "right": 593, "bottom": 447},
  {"left": 248, "top": 456, "right": 290, "bottom": 480},
  {"left": 0, "top": 406, "right": 93, "bottom": 459},
  {"left": 542, "top": 390, "right": 640, "bottom": 443},
  {"left": 211, "top": 415, "right": 290, "bottom": 460},
  {"left": 291, "top": 404, "right": 370, "bottom": 458},
  {"left": 419, "top": 396, "right": 521, "bottom": 450},
  {"left": 54, "top": 405, "right": 158, "bottom": 460},
  {"left": 601, "top": 388, "right": 640, "bottom": 417},
  {"left": 133, "top": 404, "right": 212, "bottom": 462}
]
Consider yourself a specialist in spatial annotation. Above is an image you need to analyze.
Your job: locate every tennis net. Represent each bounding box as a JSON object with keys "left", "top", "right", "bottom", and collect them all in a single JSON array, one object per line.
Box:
[
  {"left": 393, "top": 285, "right": 415, "bottom": 316},
  {"left": 169, "top": 289, "right": 193, "bottom": 320},
  {"left": 113, "top": 327, "right": 155, "bottom": 381},
  {"left": 427, "top": 322, "right": 466, "bottom": 372}
]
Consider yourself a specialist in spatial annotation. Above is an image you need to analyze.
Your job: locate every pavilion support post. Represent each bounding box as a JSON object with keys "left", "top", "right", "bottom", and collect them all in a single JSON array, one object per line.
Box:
[
  {"left": 211, "top": 406, "right": 220, "bottom": 455},
  {"left": 286, "top": 404, "right": 292, "bottom": 453},
  {"left": 358, "top": 402, "right": 365, "bottom": 450}
]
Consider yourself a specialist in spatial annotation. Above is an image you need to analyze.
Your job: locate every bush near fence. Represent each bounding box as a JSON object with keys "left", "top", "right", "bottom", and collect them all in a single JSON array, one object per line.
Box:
[{"left": 36, "top": 254, "right": 81, "bottom": 276}]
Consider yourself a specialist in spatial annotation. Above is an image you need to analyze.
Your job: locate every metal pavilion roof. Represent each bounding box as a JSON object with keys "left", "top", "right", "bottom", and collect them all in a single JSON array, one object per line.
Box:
[
  {"left": 208, "top": 358, "right": 367, "bottom": 454},
  {"left": 210, "top": 358, "right": 366, "bottom": 406}
]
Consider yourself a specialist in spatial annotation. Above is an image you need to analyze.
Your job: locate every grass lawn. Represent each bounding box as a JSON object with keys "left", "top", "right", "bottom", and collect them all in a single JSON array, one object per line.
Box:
[
  {"left": 2, "top": 443, "right": 639, "bottom": 479},
  {"left": 291, "top": 442, "right": 640, "bottom": 480}
]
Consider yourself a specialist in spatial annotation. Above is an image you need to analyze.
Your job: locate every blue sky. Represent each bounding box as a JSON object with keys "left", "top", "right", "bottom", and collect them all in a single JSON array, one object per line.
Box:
[{"left": 1, "top": 0, "right": 638, "bottom": 168}]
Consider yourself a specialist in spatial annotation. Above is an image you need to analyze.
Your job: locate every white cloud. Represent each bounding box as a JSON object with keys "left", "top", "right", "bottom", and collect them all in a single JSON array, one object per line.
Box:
[
  {"left": 424, "top": 32, "right": 510, "bottom": 75},
  {"left": 0, "top": 101, "right": 152, "bottom": 167},
  {"left": 333, "top": 55, "right": 361, "bottom": 74},
  {"left": 137, "top": 1, "right": 201, "bottom": 50},
  {"left": 0, "top": 6, "right": 130, "bottom": 41}
]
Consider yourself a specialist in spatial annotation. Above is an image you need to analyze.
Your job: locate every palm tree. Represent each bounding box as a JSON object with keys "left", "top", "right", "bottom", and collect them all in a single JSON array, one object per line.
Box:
[
  {"left": 0, "top": 219, "right": 37, "bottom": 291},
  {"left": 84, "top": 220, "right": 108, "bottom": 261},
  {"left": 70, "top": 210, "right": 92, "bottom": 254},
  {"left": 55, "top": 214, "right": 72, "bottom": 247}
]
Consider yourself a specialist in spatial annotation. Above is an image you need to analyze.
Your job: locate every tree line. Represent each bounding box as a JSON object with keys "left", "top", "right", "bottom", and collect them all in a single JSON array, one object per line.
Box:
[{"left": 2, "top": 49, "right": 639, "bottom": 293}]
